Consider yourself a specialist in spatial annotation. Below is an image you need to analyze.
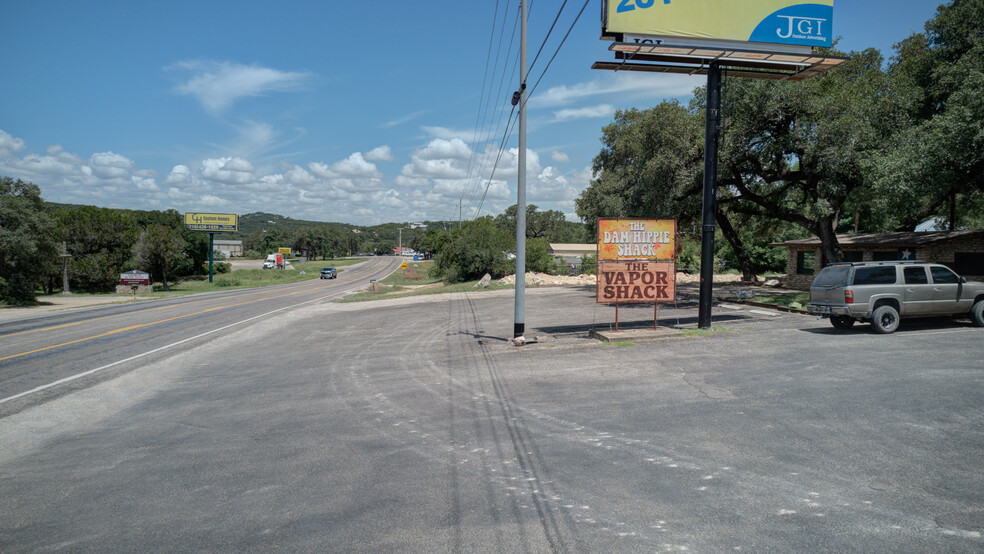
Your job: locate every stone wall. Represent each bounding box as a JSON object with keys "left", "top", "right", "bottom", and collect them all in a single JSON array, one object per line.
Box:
[{"left": 115, "top": 284, "right": 153, "bottom": 294}]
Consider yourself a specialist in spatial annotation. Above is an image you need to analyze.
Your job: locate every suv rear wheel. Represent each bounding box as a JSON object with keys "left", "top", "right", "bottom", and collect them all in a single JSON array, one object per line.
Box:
[
  {"left": 972, "top": 299, "right": 984, "bottom": 327},
  {"left": 830, "top": 315, "right": 856, "bottom": 330},
  {"left": 871, "top": 305, "right": 900, "bottom": 334}
]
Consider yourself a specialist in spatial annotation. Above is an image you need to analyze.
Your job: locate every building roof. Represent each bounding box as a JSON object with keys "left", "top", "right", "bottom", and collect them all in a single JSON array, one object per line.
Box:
[
  {"left": 772, "top": 230, "right": 984, "bottom": 248},
  {"left": 548, "top": 243, "right": 595, "bottom": 252}
]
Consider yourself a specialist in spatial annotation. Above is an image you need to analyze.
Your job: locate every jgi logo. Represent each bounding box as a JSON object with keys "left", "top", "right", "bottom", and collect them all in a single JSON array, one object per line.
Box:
[{"left": 776, "top": 15, "right": 825, "bottom": 39}]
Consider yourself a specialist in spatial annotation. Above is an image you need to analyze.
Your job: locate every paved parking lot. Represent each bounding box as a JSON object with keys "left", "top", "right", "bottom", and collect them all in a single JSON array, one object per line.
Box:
[{"left": 1, "top": 285, "right": 982, "bottom": 551}]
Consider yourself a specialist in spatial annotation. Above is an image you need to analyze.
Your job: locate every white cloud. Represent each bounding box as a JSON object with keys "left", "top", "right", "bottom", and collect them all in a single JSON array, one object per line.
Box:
[
  {"left": 0, "top": 129, "right": 26, "bottom": 157},
  {"left": 308, "top": 152, "right": 381, "bottom": 179},
  {"left": 383, "top": 110, "right": 426, "bottom": 128},
  {"left": 331, "top": 153, "right": 381, "bottom": 178},
  {"left": 165, "top": 164, "right": 192, "bottom": 184},
  {"left": 89, "top": 151, "right": 135, "bottom": 180},
  {"left": 403, "top": 158, "right": 466, "bottom": 180},
  {"left": 415, "top": 138, "right": 471, "bottom": 160},
  {"left": 553, "top": 104, "right": 615, "bottom": 122},
  {"left": 200, "top": 156, "right": 255, "bottom": 184},
  {"left": 551, "top": 150, "right": 571, "bottom": 163},
  {"left": 422, "top": 126, "right": 475, "bottom": 142},
  {"left": 365, "top": 145, "right": 395, "bottom": 162},
  {"left": 534, "top": 72, "right": 701, "bottom": 108},
  {"left": 170, "top": 60, "right": 312, "bottom": 114}
]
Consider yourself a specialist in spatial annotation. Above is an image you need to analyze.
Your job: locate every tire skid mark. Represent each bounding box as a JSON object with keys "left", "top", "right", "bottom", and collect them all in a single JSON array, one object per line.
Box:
[{"left": 453, "top": 292, "right": 586, "bottom": 553}]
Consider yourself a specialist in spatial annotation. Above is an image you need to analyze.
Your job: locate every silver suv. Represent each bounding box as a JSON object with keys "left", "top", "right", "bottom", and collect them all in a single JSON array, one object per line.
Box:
[{"left": 808, "top": 260, "right": 984, "bottom": 333}]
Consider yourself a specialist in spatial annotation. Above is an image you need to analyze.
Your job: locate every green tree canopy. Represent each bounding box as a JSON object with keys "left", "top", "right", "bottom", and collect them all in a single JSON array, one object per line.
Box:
[
  {"left": 874, "top": 0, "right": 984, "bottom": 230},
  {"left": 132, "top": 224, "right": 186, "bottom": 291},
  {"left": 0, "top": 177, "right": 58, "bottom": 304}
]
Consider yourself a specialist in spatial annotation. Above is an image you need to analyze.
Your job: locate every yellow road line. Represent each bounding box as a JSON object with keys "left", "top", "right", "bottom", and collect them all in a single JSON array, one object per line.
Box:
[
  {"left": 0, "top": 260, "right": 384, "bottom": 340},
  {"left": 0, "top": 258, "right": 397, "bottom": 362}
]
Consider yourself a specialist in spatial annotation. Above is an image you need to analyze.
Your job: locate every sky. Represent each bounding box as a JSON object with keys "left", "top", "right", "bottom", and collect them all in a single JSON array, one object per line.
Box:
[{"left": 0, "top": 1, "right": 947, "bottom": 226}]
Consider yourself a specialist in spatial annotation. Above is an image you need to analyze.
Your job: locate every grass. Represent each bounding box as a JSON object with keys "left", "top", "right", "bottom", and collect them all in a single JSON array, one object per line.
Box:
[
  {"left": 46, "top": 258, "right": 367, "bottom": 301},
  {"left": 680, "top": 326, "right": 737, "bottom": 337},
  {"left": 604, "top": 340, "right": 638, "bottom": 347}
]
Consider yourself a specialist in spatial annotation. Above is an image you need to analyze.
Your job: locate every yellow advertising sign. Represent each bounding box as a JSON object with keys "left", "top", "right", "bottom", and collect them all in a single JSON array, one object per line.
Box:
[
  {"left": 278, "top": 247, "right": 292, "bottom": 255},
  {"left": 184, "top": 212, "right": 238, "bottom": 232},
  {"left": 597, "top": 218, "right": 676, "bottom": 261},
  {"left": 603, "top": 0, "right": 833, "bottom": 48}
]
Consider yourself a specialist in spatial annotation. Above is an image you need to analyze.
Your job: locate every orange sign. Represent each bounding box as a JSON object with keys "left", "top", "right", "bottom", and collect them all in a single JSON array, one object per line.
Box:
[
  {"left": 597, "top": 261, "right": 676, "bottom": 303},
  {"left": 597, "top": 218, "right": 676, "bottom": 261}
]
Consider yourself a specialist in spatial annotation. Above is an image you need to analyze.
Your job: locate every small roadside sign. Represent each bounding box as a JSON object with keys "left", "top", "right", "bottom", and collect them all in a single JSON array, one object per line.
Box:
[
  {"left": 120, "top": 270, "right": 150, "bottom": 285},
  {"left": 400, "top": 262, "right": 408, "bottom": 270},
  {"left": 278, "top": 247, "right": 291, "bottom": 255}
]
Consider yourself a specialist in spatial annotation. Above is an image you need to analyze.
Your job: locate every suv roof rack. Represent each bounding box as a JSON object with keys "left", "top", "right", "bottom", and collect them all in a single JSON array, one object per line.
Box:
[{"left": 824, "top": 260, "right": 927, "bottom": 267}]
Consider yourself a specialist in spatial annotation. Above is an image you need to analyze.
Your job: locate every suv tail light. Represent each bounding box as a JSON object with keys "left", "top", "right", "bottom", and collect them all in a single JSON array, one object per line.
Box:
[{"left": 845, "top": 290, "right": 854, "bottom": 304}]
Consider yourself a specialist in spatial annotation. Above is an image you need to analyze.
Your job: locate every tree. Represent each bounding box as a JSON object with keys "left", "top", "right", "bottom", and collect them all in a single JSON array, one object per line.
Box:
[
  {"left": 132, "top": 224, "right": 186, "bottom": 291},
  {"left": 574, "top": 101, "right": 770, "bottom": 280},
  {"left": 0, "top": 177, "right": 58, "bottom": 304},
  {"left": 431, "top": 217, "right": 512, "bottom": 283},
  {"left": 55, "top": 206, "right": 139, "bottom": 292},
  {"left": 714, "top": 47, "right": 901, "bottom": 265},
  {"left": 576, "top": 101, "right": 702, "bottom": 238},
  {"left": 496, "top": 204, "right": 588, "bottom": 243},
  {"left": 873, "top": 0, "right": 984, "bottom": 230}
]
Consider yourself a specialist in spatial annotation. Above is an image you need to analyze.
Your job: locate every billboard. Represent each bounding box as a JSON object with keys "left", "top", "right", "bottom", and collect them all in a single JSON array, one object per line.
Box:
[
  {"left": 597, "top": 218, "right": 676, "bottom": 261},
  {"left": 603, "top": 0, "right": 833, "bottom": 49},
  {"left": 184, "top": 212, "right": 238, "bottom": 232},
  {"left": 597, "top": 261, "right": 675, "bottom": 303}
]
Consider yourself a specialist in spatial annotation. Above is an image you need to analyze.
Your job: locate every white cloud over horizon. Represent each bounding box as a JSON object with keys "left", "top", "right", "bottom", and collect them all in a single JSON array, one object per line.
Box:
[
  {"left": 169, "top": 60, "right": 313, "bottom": 114},
  {"left": 0, "top": 127, "right": 592, "bottom": 225}
]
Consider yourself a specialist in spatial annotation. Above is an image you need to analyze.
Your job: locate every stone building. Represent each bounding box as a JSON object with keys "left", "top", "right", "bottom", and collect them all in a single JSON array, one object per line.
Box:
[{"left": 772, "top": 230, "right": 984, "bottom": 289}]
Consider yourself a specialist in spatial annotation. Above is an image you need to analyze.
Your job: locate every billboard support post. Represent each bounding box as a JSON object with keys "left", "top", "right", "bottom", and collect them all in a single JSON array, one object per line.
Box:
[
  {"left": 209, "top": 232, "right": 214, "bottom": 283},
  {"left": 698, "top": 62, "right": 722, "bottom": 329}
]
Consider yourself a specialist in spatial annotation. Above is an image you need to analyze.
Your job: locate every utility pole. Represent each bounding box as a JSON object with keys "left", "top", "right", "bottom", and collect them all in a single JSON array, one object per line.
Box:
[{"left": 513, "top": 0, "right": 528, "bottom": 339}]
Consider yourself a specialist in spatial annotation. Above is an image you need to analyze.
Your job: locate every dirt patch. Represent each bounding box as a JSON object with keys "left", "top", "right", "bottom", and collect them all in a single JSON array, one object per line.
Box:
[{"left": 496, "top": 272, "right": 747, "bottom": 287}]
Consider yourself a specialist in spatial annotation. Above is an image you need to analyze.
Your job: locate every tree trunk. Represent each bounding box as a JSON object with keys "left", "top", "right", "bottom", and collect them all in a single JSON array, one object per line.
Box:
[
  {"left": 715, "top": 211, "right": 758, "bottom": 282},
  {"left": 815, "top": 219, "right": 843, "bottom": 267}
]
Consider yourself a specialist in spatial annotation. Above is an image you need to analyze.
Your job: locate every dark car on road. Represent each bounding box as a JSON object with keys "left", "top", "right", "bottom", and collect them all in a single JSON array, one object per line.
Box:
[
  {"left": 320, "top": 267, "right": 337, "bottom": 279},
  {"left": 808, "top": 260, "right": 984, "bottom": 333}
]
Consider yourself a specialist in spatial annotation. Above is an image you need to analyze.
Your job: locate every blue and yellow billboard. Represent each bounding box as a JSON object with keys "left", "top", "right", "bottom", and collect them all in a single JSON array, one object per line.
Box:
[{"left": 603, "top": 0, "right": 833, "bottom": 49}]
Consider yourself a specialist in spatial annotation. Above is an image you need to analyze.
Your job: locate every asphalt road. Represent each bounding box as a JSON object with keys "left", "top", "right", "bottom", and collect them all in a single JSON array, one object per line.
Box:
[
  {"left": 1, "top": 282, "right": 982, "bottom": 552},
  {"left": 0, "top": 255, "right": 401, "bottom": 416}
]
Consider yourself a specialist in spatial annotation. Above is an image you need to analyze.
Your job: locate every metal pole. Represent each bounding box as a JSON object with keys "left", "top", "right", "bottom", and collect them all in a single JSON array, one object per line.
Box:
[
  {"left": 698, "top": 62, "right": 723, "bottom": 329},
  {"left": 514, "top": 0, "right": 528, "bottom": 339},
  {"left": 209, "top": 232, "right": 214, "bottom": 283},
  {"left": 61, "top": 241, "right": 71, "bottom": 295}
]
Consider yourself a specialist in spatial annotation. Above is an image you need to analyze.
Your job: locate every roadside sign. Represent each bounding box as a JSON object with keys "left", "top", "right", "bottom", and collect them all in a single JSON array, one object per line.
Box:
[
  {"left": 278, "top": 247, "right": 291, "bottom": 255},
  {"left": 413, "top": 255, "right": 419, "bottom": 261},
  {"left": 120, "top": 270, "right": 150, "bottom": 286},
  {"left": 400, "top": 262, "right": 408, "bottom": 270},
  {"left": 183, "top": 212, "right": 238, "bottom": 232}
]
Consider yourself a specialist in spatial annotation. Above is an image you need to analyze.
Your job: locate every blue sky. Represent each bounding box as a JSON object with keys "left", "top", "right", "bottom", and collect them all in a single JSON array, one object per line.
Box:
[{"left": 0, "top": 1, "right": 946, "bottom": 225}]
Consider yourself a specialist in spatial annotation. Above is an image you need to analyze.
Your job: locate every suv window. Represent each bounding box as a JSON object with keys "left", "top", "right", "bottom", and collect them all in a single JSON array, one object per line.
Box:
[
  {"left": 903, "top": 267, "right": 928, "bottom": 284},
  {"left": 813, "top": 265, "right": 851, "bottom": 287},
  {"left": 853, "top": 266, "right": 897, "bottom": 285},
  {"left": 930, "top": 266, "right": 959, "bottom": 284}
]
